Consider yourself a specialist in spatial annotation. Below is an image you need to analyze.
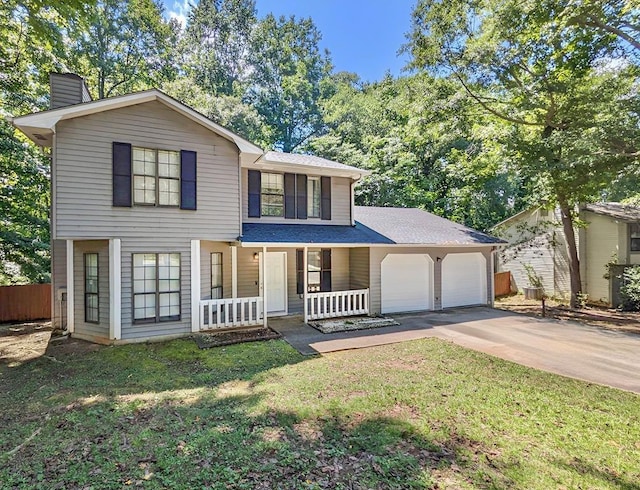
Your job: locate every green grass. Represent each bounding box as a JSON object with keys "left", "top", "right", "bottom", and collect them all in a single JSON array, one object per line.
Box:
[{"left": 1, "top": 338, "right": 639, "bottom": 489}]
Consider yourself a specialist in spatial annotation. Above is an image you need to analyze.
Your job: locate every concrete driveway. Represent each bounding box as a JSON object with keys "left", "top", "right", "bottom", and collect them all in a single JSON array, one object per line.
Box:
[{"left": 269, "top": 307, "right": 640, "bottom": 393}]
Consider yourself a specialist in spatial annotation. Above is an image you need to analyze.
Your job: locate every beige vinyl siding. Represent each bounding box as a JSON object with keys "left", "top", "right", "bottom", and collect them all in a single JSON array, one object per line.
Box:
[
  {"left": 120, "top": 238, "right": 191, "bottom": 340},
  {"left": 50, "top": 75, "right": 83, "bottom": 109},
  {"left": 369, "top": 247, "right": 493, "bottom": 314},
  {"left": 241, "top": 169, "right": 352, "bottom": 225},
  {"left": 584, "top": 212, "right": 620, "bottom": 303},
  {"left": 237, "top": 247, "right": 260, "bottom": 299},
  {"left": 496, "top": 207, "right": 573, "bottom": 298},
  {"left": 73, "top": 240, "right": 110, "bottom": 339},
  {"left": 54, "top": 100, "right": 240, "bottom": 240},
  {"left": 200, "top": 242, "right": 233, "bottom": 300},
  {"left": 51, "top": 239, "right": 68, "bottom": 330},
  {"left": 349, "top": 248, "right": 369, "bottom": 289}
]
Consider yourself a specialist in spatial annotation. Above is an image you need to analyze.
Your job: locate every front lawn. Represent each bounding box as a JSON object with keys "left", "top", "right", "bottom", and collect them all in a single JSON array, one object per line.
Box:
[{"left": 1, "top": 338, "right": 638, "bottom": 489}]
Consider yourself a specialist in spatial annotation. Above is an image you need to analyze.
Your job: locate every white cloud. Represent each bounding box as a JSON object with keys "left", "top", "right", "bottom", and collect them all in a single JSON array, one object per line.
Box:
[{"left": 166, "top": 0, "right": 191, "bottom": 28}]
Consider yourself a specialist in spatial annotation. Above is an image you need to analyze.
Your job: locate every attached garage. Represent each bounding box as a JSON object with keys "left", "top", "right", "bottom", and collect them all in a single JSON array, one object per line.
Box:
[
  {"left": 381, "top": 253, "right": 434, "bottom": 313},
  {"left": 441, "top": 252, "right": 487, "bottom": 308}
]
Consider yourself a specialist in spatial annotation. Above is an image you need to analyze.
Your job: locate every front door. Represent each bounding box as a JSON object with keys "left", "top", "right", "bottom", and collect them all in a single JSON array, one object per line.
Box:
[{"left": 263, "top": 252, "right": 287, "bottom": 315}]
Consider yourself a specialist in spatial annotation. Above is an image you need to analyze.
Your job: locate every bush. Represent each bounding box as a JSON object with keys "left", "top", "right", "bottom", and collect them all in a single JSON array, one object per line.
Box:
[{"left": 619, "top": 266, "right": 640, "bottom": 311}]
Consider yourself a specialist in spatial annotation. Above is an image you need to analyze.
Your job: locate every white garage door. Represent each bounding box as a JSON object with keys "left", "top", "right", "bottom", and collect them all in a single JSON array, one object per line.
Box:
[
  {"left": 381, "top": 254, "right": 433, "bottom": 313},
  {"left": 441, "top": 252, "right": 487, "bottom": 308}
]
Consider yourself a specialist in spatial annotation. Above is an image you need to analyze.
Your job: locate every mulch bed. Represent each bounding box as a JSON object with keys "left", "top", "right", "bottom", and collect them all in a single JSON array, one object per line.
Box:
[
  {"left": 194, "top": 327, "right": 281, "bottom": 349},
  {"left": 309, "top": 316, "right": 399, "bottom": 334}
]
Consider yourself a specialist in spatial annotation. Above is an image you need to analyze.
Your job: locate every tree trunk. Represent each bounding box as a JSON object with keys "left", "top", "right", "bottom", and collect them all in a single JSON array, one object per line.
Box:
[{"left": 558, "top": 198, "right": 582, "bottom": 308}]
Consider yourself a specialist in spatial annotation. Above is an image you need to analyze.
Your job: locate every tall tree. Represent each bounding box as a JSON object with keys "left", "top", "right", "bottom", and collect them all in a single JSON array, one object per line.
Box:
[
  {"left": 407, "top": 0, "right": 640, "bottom": 306},
  {"left": 182, "top": 0, "right": 256, "bottom": 96},
  {"left": 246, "top": 14, "right": 332, "bottom": 152},
  {"left": 66, "top": 0, "right": 178, "bottom": 99},
  {"left": 0, "top": 1, "right": 87, "bottom": 284}
]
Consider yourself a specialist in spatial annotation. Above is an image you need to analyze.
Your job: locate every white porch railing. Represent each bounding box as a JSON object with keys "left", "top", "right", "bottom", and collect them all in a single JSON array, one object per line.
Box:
[
  {"left": 306, "top": 288, "right": 369, "bottom": 321},
  {"left": 200, "top": 297, "right": 263, "bottom": 329}
]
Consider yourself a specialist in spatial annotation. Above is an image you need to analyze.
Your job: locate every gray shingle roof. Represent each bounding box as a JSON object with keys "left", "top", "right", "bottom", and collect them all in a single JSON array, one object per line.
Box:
[
  {"left": 584, "top": 202, "right": 640, "bottom": 222},
  {"left": 241, "top": 222, "right": 394, "bottom": 244},
  {"left": 260, "top": 151, "right": 368, "bottom": 174},
  {"left": 354, "top": 206, "right": 504, "bottom": 245}
]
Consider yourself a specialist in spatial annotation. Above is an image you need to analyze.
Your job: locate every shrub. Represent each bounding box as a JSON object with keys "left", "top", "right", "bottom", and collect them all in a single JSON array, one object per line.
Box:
[{"left": 619, "top": 266, "right": 640, "bottom": 311}]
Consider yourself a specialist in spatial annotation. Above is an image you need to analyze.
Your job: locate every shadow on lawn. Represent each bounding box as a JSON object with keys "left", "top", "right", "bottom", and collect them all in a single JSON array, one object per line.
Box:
[
  {"left": 553, "top": 458, "right": 640, "bottom": 490},
  {"left": 1, "top": 338, "right": 518, "bottom": 489},
  {"left": 1, "top": 392, "right": 518, "bottom": 489}
]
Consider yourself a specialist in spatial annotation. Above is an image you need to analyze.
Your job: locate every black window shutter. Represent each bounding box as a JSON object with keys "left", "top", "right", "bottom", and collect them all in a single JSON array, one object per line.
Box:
[
  {"left": 180, "top": 150, "right": 197, "bottom": 210},
  {"left": 284, "top": 173, "right": 296, "bottom": 219},
  {"left": 320, "top": 249, "right": 332, "bottom": 292},
  {"left": 112, "top": 142, "right": 132, "bottom": 207},
  {"left": 296, "top": 249, "right": 304, "bottom": 294},
  {"left": 321, "top": 176, "right": 331, "bottom": 220},
  {"left": 248, "top": 170, "right": 261, "bottom": 217},
  {"left": 296, "top": 174, "right": 308, "bottom": 219}
]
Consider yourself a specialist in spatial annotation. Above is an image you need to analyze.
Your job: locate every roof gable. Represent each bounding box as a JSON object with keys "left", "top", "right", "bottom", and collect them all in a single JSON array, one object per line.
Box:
[{"left": 11, "top": 89, "right": 263, "bottom": 159}]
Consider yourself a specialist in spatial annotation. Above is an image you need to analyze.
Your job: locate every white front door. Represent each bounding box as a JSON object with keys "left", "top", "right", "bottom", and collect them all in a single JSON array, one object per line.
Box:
[{"left": 263, "top": 252, "right": 287, "bottom": 315}]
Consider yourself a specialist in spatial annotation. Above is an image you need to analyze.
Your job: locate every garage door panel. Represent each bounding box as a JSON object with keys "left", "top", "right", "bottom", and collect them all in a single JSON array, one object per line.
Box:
[
  {"left": 381, "top": 254, "right": 433, "bottom": 313},
  {"left": 442, "top": 252, "right": 487, "bottom": 308}
]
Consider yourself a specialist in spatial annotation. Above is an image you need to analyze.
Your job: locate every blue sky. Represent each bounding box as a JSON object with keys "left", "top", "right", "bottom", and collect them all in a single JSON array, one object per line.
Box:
[{"left": 164, "top": 0, "right": 416, "bottom": 82}]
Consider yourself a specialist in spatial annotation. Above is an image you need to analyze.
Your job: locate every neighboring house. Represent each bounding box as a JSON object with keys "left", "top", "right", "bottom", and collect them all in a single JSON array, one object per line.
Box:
[
  {"left": 579, "top": 203, "right": 640, "bottom": 305},
  {"left": 11, "top": 73, "right": 502, "bottom": 344},
  {"left": 492, "top": 206, "right": 572, "bottom": 298},
  {"left": 494, "top": 202, "right": 640, "bottom": 305}
]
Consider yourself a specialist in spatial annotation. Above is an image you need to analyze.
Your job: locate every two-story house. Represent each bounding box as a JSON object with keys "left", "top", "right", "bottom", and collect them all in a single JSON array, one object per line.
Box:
[{"left": 11, "top": 73, "right": 502, "bottom": 344}]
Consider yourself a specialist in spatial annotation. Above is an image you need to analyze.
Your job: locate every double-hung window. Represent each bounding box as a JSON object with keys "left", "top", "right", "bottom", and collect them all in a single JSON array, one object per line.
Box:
[
  {"left": 211, "top": 252, "right": 223, "bottom": 299},
  {"left": 133, "top": 147, "right": 180, "bottom": 206},
  {"left": 296, "top": 249, "right": 332, "bottom": 294},
  {"left": 308, "top": 177, "right": 321, "bottom": 218},
  {"left": 84, "top": 253, "right": 99, "bottom": 323},
  {"left": 631, "top": 224, "right": 640, "bottom": 252},
  {"left": 133, "top": 253, "right": 181, "bottom": 323},
  {"left": 261, "top": 173, "right": 284, "bottom": 216}
]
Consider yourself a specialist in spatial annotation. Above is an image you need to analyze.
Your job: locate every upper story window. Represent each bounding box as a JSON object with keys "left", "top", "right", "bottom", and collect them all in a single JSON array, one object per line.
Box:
[
  {"left": 247, "top": 169, "right": 331, "bottom": 221},
  {"left": 261, "top": 173, "right": 284, "bottom": 216},
  {"left": 133, "top": 147, "right": 180, "bottom": 206},
  {"left": 631, "top": 224, "right": 640, "bottom": 252},
  {"left": 308, "top": 177, "right": 321, "bottom": 218}
]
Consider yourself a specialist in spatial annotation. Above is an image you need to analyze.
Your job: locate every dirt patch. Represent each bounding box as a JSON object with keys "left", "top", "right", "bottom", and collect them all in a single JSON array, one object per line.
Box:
[
  {"left": 496, "top": 295, "right": 640, "bottom": 334},
  {"left": 194, "top": 327, "right": 281, "bottom": 349},
  {"left": 0, "top": 321, "right": 105, "bottom": 366},
  {"left": 0, "top": 321, "right": 52, "bottom": 366}
]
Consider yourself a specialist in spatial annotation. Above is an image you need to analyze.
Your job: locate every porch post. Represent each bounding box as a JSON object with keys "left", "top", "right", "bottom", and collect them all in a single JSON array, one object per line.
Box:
[
  {"left": 231, "top": 245, "right": 238, "bottom": 298},
  {"left": 108, "top": 239, "right": 121, "bottom": 340},
  {"left": 262, "top": 246, "right": 268, "bottom": 328},
  {"left": 66, "top": 240, "right": 74, "bottom": 333},
  {"left": 303, "top": 246, "right": 308, "bottom": 323},
  {"left": 191, "top": 240, "right": 201, "bottom": 333}
]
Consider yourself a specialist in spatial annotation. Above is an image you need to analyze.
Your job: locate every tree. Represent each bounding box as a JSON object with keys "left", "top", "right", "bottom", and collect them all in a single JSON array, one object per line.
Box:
[
  {"left": 182, "top": 0, "right": 256, "bottom": 96},
  {"left": 407, "top": 0, "right": 640, "bottom": 306},
  {"left": 307, "top": 73, "right": 527, "bottom": 231},
  {"left": 246, "top": 14, "right": 333, "bottom": 152},
  {"left": 161, "top": 78, "right": 270, "bottom": 147},
  {"left": 65, "top": 0, "right": 178, "bottom": 99}
]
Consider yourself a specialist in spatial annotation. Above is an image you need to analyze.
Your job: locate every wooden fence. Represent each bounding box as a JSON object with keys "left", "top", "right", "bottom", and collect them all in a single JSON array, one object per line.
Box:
[
  {"left": 0, "top": 284, "right": 51, "bottom": 323},
  {"left": 494, "top": 272, "right": 512, "bottom": 298}
]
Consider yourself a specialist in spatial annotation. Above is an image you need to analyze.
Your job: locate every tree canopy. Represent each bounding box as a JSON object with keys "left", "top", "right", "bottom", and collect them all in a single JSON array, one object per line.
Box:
[{"left": 0, "top": 0, "right": 638, "bottom": 293}]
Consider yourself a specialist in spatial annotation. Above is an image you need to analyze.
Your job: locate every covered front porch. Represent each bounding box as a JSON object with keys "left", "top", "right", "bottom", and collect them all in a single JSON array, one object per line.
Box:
[{"left": 191, "top": 241, "right": 371, "bottom": 332}]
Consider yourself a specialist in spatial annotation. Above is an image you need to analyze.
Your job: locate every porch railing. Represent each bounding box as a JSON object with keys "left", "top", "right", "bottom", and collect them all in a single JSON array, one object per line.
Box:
[
  {"left": 200, "top": 297, "right": 263, "bottom": 329},
  {"left": 306, "top": 288, "right": 369, "bottom": 321}
]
